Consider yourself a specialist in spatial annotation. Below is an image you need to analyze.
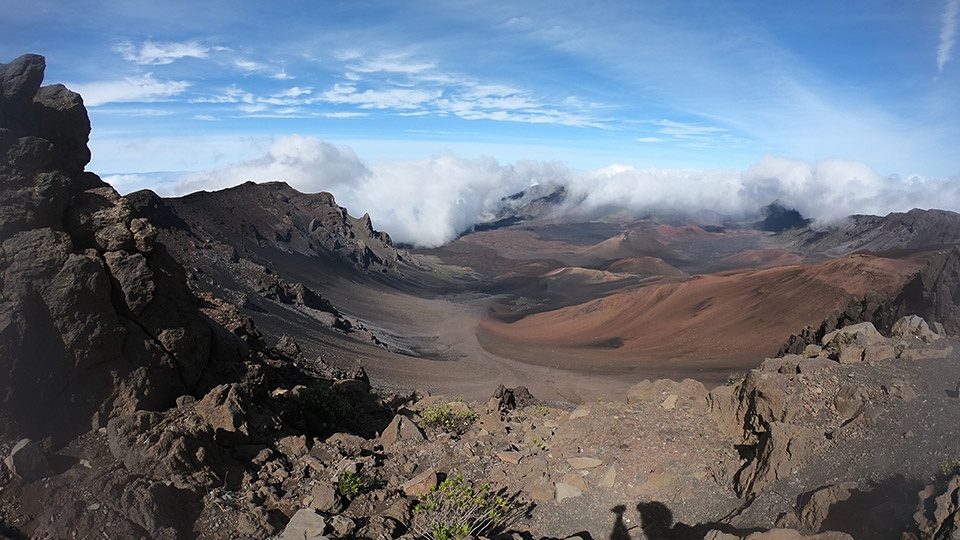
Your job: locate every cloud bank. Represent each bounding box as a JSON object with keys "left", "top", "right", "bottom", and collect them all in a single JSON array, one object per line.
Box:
[{"left": 161, "top": 136, "right": 960, "bottom": 248}]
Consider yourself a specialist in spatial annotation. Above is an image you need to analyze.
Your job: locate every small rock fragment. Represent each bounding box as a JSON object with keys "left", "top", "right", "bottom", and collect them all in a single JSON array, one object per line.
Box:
[
  {"left": 401, "top": 469, "right": 438, "bottom": 497},
  {"left": 278, "top": 508, "right": 327, "bottom": 540},
  {"left": 555, "top": 482, "right": 583, "bottom": 502},
  {"left": 566, "top": 457, "right": 603, "bottom": 469}
]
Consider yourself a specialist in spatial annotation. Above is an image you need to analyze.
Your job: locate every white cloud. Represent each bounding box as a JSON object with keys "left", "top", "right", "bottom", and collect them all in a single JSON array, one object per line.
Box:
[
  {"left": 67, "top": 74, "right": 189, "bottom": 106},
  {"left": 651, "top": 119, "right": 727, "bottom": 139},
  {"left": 234, "top": 59, "right": 264, "bottom": 72},
  {"left": 317, "top": 50, "right": 607, "bottom": 127},
  {"left": 737, "top": 155, "right": 951, "bottom": 224},
  {"left": 322, "top": 111, "right": 368, "bottom": 118},
  {"left": 174, "top": 135, "right": 370, "bottom": 196},
  {"left": 274, "top": 87, "right": 313, "bottom": 98},
  {"left": 91, "top": 108, "right": 173, "bottom": 117},
  {"left": 346, "top": 53, "right": 436, "bottom": 74},
  {"left": 190, "top": 85, "right": 254, "bottom": 104},
  {"left": 115, "top": 40, "right": 209, "bottom": 65},
  {"left": 193, "top": 114, "right": 216, "bottom": 121},
  {"left": 234, "top": 58, "right": 291, "bottom": 80},
  {"left": 347, "top": 156, "right": 555, "bottom": 246},
  {"left": 322, "top": 83, "right": 441, "bottom": 110},
  {"left": 238, "top": 103, "right": 268, "bottom": 114},
  {"left": 103, "top": 172, "right": 181, "bottom": 195},
  {"left": 939, "top": 0, "right": 960, "bottom": 73}
]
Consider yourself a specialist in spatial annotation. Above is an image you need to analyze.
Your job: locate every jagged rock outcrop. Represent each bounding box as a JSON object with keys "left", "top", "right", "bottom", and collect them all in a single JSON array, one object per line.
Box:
[
  {"left": 0, "top": 54, "right": 249, "bottom": 443},
  {"left": 779, "top": 249, "right": 960, "bottom": 355},
  {"left": 908, "top": 473, "right": 960, "bottom": 539},
  {"left": 712, "top": 316, "right": 953, "bottom": 498}
]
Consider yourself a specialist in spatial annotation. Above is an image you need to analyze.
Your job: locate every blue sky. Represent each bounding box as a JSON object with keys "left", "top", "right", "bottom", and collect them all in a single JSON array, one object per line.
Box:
[{"left": 3, "top": 1, "right": 960, "bottom": 245}]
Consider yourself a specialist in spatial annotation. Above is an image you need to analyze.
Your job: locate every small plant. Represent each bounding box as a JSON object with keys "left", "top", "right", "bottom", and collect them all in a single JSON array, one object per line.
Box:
[
  {"left": 292, "top": 381, "right": 350, "bottom": 429},
  {"left": 412, "top": 474, "right": 520, "bottom": 540},
  {"left": 337, "top": 470, "right": 367, "bottom": 500},
  {"left": 532, "top": 436, "right": 547, "bottom": 451},
  {"left": 939, "top": 459, "right": 960, "bottom": 479},
  {"left": 420, "top": 403, "right": 479, "bottom": 434}
]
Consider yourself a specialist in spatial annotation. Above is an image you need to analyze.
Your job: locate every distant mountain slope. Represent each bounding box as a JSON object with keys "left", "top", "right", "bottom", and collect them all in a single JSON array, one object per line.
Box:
[
  {"left": 128, "top": 182, "right": 483, "bottom": 361},
  {"left": 774, "top": 208, "right": 960, "bottom": 256},
  {"left": 129, "top": 181, "right": 403, "bottom": 274}
]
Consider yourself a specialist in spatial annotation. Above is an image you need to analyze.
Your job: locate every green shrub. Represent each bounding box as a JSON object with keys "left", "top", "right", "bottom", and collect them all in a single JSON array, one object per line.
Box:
[
  {"left": 420, "top": 403, "right": 478, "bottom": 434},
  {"left": 337, "top": 470, "right": 367, "bottom": 500},
  {"left": 292, "top": 381, "right": 350, "bottom": 429},
  {"left": 412, "top": 474, "right": 518, "bottom": 540}
]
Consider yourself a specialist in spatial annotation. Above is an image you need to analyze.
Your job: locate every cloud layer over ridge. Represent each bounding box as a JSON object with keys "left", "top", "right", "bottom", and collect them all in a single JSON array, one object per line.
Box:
[{"left": 134, "top": 136, "right": 960, "bottom": 248}]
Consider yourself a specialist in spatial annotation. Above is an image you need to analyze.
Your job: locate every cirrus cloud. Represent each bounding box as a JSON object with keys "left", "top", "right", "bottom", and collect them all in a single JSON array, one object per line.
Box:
[
  {"left": 66, "top": 74, "right": 190, "bottom": 106},
  {"left": 938, "top": 0, "right": 960, "bottom": 73},
  {"left": 114, "top": 40, "right": 209, "bottom": 65}
]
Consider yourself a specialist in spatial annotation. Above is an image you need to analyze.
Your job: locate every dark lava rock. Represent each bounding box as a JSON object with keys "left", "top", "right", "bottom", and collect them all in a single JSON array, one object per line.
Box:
[{"left": 0, "top": 54, "right": 241, "bottom": 444}]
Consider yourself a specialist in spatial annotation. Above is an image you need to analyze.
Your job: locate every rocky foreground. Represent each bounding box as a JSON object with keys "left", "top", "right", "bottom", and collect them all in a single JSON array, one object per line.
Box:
[{"left": 3, "top": 54, "right": 960, "bottom": 539}]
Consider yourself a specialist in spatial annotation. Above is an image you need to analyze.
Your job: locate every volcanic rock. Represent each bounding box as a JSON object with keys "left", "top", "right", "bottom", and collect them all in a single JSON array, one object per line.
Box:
[
  {"left": 400, "top": 468, "right": 437, "bottom": 497},
  {"left": 3, "top": 438, "right": 52, "bottom": 482},
  {"left": 891, "top": 314, "right": 940, "bottom": 342},
  {"left": 0, "top": 54, "right": 246, "bottom": 443},
  {"left": 910, "top": 473, "right": 960, "bottom": 539},
  {"left": 493, "top": 384, "right": 537, "bottom": 410},
  {"left": 278, "top": 508, "right": 328, "bottom": 540},
  {"left": 821, "top": 322, "right": 884, "bottom": 363},
  {"left": 379, "top": 414, "right": 425, "bottom": 448},
  {"left": 797, "top": 481, "right": 858, "bottom": 532}
]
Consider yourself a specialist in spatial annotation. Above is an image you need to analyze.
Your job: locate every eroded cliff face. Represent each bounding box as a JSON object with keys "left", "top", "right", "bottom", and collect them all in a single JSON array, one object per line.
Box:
[{"left": 0, "top": 54, "right": 240, "bottom": 443}]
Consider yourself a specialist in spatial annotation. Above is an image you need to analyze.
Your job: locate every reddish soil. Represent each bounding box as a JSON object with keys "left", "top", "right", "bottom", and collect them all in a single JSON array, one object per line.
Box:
[
  {"left": 476, "top": 253, "right": 924, "bottom": 386},
  {"left": 605, "top": 256, "right": 685, "bottom": 276},
  {"left": 720, "top": 248, "right": 805, "bottom": 268}
]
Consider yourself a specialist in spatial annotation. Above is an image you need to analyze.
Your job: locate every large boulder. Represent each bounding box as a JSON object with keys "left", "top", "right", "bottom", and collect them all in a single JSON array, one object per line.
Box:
[
  {"left": 891, "top": 314, "right": 940, "bottom": 342},
  {"left": 821, "top": 322, "right": 885, "bottom": 364}
]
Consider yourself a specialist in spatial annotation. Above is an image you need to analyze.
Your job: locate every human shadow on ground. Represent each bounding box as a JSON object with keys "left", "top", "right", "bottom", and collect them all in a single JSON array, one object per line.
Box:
[{"left": 600, "top": 500, "right": 765, "bottom": 540}]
